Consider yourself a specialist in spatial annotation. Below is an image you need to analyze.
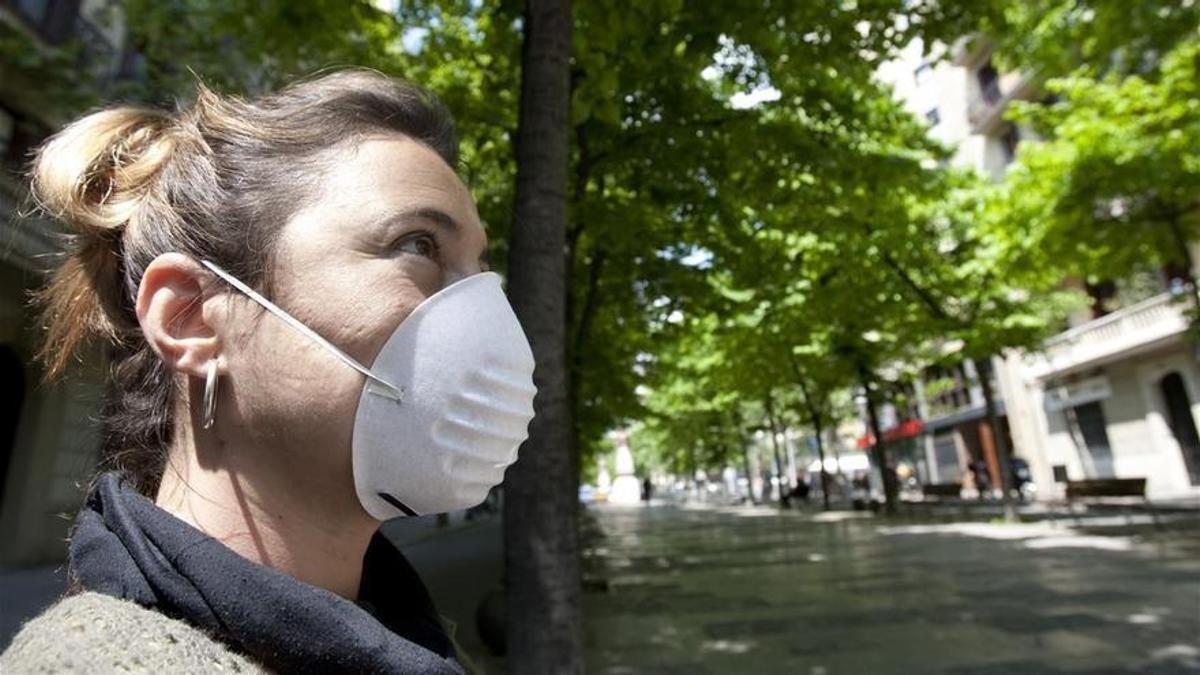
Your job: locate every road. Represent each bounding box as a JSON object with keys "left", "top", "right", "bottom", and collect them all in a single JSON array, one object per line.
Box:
[{"left": 581, "top": 502, "right": 1200, "bottom": 674}]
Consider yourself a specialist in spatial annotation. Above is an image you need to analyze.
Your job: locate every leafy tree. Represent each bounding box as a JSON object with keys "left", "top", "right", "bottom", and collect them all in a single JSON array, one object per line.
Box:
[
  {"left": 120, "top": 0, "right": 412, "bottom": 96},
  {"left": 633, "top": 316, "right": 755, "bottom": 496},
  {"left": 978, "top": 0, "right": 1199, "bottom": 77},
  {"left": 844, "top": 170, "right": 1082, "bottom": 519},
  {"left": 557, "top": 0, "right": 992, "bottom": 472},
  {"left": 998, "top": 36, "right": 1200, "bottom": 328}
]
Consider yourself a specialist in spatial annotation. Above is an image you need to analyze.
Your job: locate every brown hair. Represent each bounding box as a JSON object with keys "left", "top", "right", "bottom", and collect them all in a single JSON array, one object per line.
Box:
[{"left": 31, "top": 70, "right": 457, "bottom": 496}]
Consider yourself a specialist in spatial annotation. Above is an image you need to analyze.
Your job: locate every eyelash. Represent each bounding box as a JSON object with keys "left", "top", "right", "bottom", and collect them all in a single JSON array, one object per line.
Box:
[{"left": 394, "top": 232, "right": 441, "bottom": 262}]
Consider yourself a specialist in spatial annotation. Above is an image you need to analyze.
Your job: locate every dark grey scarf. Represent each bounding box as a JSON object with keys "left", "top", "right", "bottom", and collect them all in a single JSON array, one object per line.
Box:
[{"left": 69, "top": 472, "right": 463, "bottom": 674}]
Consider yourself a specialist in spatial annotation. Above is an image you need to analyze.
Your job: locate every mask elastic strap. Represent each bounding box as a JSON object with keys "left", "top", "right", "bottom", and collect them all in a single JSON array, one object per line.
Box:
[{"left": 200, "top": 260, "right": 404, "bottom": 402}]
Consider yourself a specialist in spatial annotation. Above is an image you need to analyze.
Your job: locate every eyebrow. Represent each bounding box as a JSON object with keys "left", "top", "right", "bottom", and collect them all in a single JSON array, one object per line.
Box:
[{"left": 392, "top": 207, "right": 462, "bottom": 235}]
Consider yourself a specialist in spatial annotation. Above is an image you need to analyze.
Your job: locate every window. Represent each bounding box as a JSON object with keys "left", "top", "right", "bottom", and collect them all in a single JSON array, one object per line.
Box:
[
  {"left": 895, "top": 381, "right": 920, "bottom": 421},
  {"left": 933, "top": 434, "right": 960, "bottom": 482},
  {"left": 924, "top": 107, "right": 940, "bottom": 127},
  {"left": 976, "top": 59, "right": 1001, "bottom": 104},
  {"left": 913, "top": 62, "right": 933, "bottom": 86},
  {"left": 1084, "top": 278, "right": 1117, "bottom": 319},
  {"left": 1000, "top": 123, "right": 1020, "bottom": 163},
  {"left": 1160, "top": 372, "right": 1200, "bottom": 485},
  {"left": 926, "top": 363, "right": 974, "bottom": 417},
  {"left": 1065, "top": 401, "right": 1115, "bottom": 478},
  {"left": 1162, "top": 260, "right": 1193, "bottom": 296},
  {"left": 5, "top": 0, "right": 82, "bottom": 44}
]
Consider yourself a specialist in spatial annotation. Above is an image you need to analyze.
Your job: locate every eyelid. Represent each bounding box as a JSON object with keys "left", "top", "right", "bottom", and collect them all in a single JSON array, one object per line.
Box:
[{"left": 393, "top": 230, "right": 442, "bottom": 260}]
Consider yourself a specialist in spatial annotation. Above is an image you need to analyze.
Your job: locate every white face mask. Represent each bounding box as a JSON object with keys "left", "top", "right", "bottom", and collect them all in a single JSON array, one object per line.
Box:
[{"left": 202, "top": 261, "right": 537, "bottom": 520}]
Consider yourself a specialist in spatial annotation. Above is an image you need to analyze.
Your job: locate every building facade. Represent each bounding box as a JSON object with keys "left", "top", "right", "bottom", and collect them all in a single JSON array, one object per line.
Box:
[
  {"left": 1002, "top": 293, "right": 1200, "bottom": 500},
  {"left": 0, "top": 0, "right": 127, "bottom": 565},
  {"left": 879, "top": 36, "right": 1200, "bottom": 501}
]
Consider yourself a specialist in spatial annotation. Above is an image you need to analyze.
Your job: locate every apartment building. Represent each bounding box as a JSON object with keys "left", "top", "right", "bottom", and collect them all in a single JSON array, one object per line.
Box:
[
  {"left": 0, "top": 0, "right": 128, "bottom": 565},
  {"left": 879, "top": 36, "right": 1200, "bottom": 501}
]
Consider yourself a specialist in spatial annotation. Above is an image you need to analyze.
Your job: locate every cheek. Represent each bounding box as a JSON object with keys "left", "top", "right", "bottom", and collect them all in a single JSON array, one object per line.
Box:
[
  {"left": 224, "top": 274, "right": 427, "bottom": 461},
  {"left": 403, "top": 262, "right": 444, "bottom": 300},
  {"left": 229, "top": 314, "right": 365, "bottom": 459},
  {"left": 305, "top": 266, "right": 434, "bottom": 366}
]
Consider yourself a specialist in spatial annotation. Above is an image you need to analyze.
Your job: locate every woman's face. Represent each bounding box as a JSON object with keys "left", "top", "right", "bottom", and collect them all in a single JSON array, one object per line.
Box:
[{"left": 217, "top": 135, "right": 487, "bottom": 522}]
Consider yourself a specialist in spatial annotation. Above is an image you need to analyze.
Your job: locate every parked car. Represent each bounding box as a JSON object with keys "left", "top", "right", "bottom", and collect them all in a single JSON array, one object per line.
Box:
[{"left": 579, "top": 483, "right": 596, "bottom": 504}]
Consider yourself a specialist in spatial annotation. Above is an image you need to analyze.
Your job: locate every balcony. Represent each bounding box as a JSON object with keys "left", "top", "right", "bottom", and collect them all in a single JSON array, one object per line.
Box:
[
  {"left": 1024, "top": 292, "right": 1193, "bottom": 380},
  {"left": 966, "top": 70, "right": 1037, "bottom": 135}
]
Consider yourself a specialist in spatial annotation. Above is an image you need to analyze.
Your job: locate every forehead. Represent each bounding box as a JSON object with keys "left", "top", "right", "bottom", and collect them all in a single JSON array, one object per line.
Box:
[
  {"left": 283, "top": 135, "right": 479, "bottom": 246},
  {"left": 273, "top": 134, "right": 485, "bottom": 274},
  {"left": 323, "top": 135, "right": 476, "bottom": 219}
]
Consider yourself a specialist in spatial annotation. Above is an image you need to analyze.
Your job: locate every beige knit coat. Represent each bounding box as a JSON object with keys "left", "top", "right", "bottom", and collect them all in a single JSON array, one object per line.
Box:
[{"left": 2, "top": 592, "right": 263, "bottom": 673}]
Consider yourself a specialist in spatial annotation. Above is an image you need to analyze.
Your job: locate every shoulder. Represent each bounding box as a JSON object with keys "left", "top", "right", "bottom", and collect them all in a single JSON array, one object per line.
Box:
[{"left": 1, "top": 591, "right": 262, "bottom": 673}]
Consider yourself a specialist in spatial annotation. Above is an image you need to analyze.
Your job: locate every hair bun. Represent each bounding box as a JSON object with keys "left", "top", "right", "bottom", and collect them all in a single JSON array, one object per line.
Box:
[
  {"left": 32, "top": 107, "right": 177, "bottom": 238},
  {"left": 31, "top": 107, "right": 177, "bottom": 379}
]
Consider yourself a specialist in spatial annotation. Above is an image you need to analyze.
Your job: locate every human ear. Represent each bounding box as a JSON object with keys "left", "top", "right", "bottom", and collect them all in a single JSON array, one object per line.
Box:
[{"left": 135, "top": 253, "right": 221, "bottom": 377}]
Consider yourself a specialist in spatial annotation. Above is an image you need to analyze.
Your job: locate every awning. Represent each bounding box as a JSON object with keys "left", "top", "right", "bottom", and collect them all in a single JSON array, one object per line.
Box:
[
  {"left": 857, "top": 419, "right": 924, "bottom": 449},
  {"left": 923, "top": 400, "right": 1006, "bottom": 433}
]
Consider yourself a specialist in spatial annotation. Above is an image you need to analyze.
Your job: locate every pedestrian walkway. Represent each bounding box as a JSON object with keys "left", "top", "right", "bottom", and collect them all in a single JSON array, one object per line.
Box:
[
  {"left": 0, "top": 564, "right": 68, "bottom": 649},
  {"left": 392, "top": 513, "right": 506, "bottom": 672},
  {"left": 582, "top": 503, "right": 1200, "bottom": 674}
]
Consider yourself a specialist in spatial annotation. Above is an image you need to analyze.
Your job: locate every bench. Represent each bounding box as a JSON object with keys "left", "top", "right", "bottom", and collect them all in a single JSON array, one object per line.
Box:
[
  {"left": 1056, "top": 477, "right": 1158, "bottom": 526},
  {"left": 1066, "top": 478, "right": 1146, "bottom": 499},
  {"left": 922, "top": 483, "right": 963, "bottom": 500},
  {"left": 900, "top": 483, "right": 968, "bottom": 519}
]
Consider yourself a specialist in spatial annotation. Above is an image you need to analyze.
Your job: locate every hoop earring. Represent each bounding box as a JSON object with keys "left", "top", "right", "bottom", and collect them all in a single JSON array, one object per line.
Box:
[{"left": 202, "top": 360, "right": 219, "bottom": 430}]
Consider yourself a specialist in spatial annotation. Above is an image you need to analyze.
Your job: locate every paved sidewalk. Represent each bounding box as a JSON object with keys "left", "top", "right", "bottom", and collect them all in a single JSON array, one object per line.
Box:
[
  {"left": 582, "top": 503, "right": 1200, "bottom": 674},
  {"left": 0, "top": 563, "right": 68, "bottom": 650},
  {"left": 389, "top": 512, "right": 506, "bottom": 672}
]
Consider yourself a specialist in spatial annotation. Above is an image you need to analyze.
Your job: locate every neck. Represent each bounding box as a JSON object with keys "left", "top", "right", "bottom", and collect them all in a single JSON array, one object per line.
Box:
[{"left": 156, "top": 421, "right": 377, "bottom": 600}]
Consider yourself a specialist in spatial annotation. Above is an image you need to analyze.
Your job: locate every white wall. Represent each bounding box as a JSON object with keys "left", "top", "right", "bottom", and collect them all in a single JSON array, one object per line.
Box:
[
  {"left": 1134, "top": 351, "right": 1200, "bottom": 496},
  {"left": 1029, "top": 343, "right": 1200, "bottom": 499}
]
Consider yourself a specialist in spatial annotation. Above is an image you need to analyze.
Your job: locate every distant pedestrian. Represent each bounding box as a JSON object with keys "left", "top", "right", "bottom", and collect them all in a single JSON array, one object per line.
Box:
[
  {"left": 970, "top": 459, "right": 992, "bottom": 499},
  {"left": 791, "top": 479, "right": 811, "bottom": 504},
  {"left": 642, "top": 476, "right": 654, "bottom": 503}
]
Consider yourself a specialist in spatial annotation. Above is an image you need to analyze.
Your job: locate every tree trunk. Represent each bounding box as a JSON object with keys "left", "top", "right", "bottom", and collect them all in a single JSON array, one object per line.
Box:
[
  {"left": 977, "top": 356, "right": 1019, "bottom": 523},
  {"left": 687, "top": 441, "right": 698, "bottom": 493},
  {"left": 741, "top": 444, "right": 756, "bottom": 505},
  {"left": 1165, "top": 215, "right": 1200, "bottom": 332},
  {"left": 794, "top": 376, "right": 831, "bottom": 510},
  {"left": 859, "top": 369, "right": 898, "bottom": 515},
  {"left": 748, "top": 444, "right": 764, "bottom": 504},
  {"left": 811, "top": 412, "right": 831, "bottom": 511},
  {"left": 729, "top": 408, "right": 757, "bottom": 504},
  {"left": 764, "top": 395, "right": 788, "bottom": 508},
  {"left": 503, "top": 0, "right": 581, "bottom": 671}
]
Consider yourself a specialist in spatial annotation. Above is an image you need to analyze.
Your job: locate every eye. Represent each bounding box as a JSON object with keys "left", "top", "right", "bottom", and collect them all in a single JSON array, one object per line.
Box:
[{"left": 394, "top": 232, "right": 441, "bottom": 261}]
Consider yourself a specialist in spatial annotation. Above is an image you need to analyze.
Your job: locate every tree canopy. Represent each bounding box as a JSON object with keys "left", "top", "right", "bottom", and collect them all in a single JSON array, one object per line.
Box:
[{"left": 6, "top": 0, "right": 1196, "bottom": 503}]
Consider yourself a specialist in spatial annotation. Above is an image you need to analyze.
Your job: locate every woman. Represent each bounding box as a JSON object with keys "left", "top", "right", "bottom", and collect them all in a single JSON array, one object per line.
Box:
[{"left": 1, "top": 70, "right": 536, "bottom": 673}]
